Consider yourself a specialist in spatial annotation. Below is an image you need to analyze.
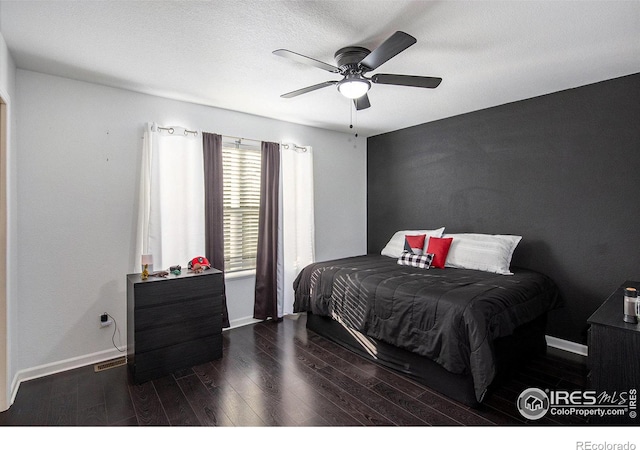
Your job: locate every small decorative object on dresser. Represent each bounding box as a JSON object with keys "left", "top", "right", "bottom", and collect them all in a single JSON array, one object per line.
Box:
[
  {"left": 141, "top": 264, "right": 149, "bottom": 280},
  {"left": 141, "top": 254, "right": 153, "bottom": 273},
  {"left": 126, "top": 268, "right": 224, "bottom": 384},
  {"left": 587, "top": 281, "right": 640, "bottom": 424},
  {"left": 623, "top": 287, "right": 638, "bottom": 324}
]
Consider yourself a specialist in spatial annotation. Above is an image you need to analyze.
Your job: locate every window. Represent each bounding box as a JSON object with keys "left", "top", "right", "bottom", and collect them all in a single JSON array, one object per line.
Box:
[{"left": 222, "top": 138, "right": 261, "bottom": 272}]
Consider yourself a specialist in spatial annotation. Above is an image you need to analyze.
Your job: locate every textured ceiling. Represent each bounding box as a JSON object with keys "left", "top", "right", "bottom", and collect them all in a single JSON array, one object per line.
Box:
[{"left": 1, "top": 0, "right": 639, "bottom": 137}]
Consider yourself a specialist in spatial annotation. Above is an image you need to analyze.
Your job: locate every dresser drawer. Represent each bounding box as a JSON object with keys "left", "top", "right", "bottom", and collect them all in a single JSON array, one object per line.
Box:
[
  {"left": 132, "top": 335, "right": 223, "bottom": 384},
  {"left": 133, "top": 272, "right": 223, "bottom": 308},
  {"left": 135, "top": 296, "right": 223, "bottom": 330},
  {"left": 135, "top": 314, "right": 222, "bottom": 353}
]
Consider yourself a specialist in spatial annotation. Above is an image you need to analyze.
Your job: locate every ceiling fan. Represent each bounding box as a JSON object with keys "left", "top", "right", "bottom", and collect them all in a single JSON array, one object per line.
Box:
[{"left": 273, "top": 31, "right": 442, "bottom": 110}]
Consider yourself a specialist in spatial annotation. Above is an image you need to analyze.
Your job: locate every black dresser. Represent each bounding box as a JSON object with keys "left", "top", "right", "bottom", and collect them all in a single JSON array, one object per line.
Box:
[
  {"left": 587, "top": 280, "right": 639, "bottom": 424},
  {"left": 126, "top": 269, "right": 224, "bottom": 384}
]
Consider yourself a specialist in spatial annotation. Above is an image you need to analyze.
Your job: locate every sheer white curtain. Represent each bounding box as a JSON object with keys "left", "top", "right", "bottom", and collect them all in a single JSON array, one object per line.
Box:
[
  {"left": 135, "top": 122, "right": 205, "bottom": 272},
  {"left": 277, "top": 144, "right": 315, "bottom": 316}
]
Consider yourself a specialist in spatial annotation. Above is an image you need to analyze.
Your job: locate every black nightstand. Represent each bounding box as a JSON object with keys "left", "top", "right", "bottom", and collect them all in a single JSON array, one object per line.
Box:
[
  {"left": 126, "top": 269, "right": 225, "bottom": 384},
  {"left": 587, "top": 281, "right": 639, "bottom": 424}
]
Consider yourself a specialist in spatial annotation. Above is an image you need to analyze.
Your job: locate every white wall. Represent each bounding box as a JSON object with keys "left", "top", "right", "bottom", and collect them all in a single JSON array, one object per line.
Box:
[{"left": 14, "top": 69, "right": 367, "bottom": 381}]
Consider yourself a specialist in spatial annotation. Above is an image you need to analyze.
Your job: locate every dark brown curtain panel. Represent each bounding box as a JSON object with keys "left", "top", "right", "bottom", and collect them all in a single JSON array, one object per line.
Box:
[
  {"left": 254, "top": 141, "right": 280, "bottom": 320},
  {"left": 203, "top": 132, "right": 230, "bottom": 328}
]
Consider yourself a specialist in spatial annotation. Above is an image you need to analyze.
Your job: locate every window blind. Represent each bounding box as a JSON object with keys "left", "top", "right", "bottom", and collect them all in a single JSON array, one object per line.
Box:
[{"left": 222, "top": 141, "right": 261, "bottom": 272}]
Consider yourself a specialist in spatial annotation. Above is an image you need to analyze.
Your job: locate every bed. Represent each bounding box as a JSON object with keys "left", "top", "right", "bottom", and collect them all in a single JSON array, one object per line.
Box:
[{"left": 292, "top": 230, "right": 562, "bottom": 407}]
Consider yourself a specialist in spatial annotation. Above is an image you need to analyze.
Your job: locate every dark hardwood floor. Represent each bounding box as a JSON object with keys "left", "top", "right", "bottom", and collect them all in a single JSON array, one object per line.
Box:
[{"left": 0, "top": 313, "right": 589, "bottom": 427}]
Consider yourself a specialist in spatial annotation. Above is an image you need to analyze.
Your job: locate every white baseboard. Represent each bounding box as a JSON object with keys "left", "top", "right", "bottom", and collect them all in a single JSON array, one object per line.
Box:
[
  {"left": 226, "top": 315, "right": 261, "bottom": 329},
  {"left": 10, "top": 347, "right": 127, "bottom": 405},
  {"left": 545, "top": 335, "right": 588, "bottom": 357}
]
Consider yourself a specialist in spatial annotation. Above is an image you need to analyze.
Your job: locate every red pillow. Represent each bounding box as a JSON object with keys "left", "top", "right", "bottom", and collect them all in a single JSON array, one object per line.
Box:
[
  {"left": 426, "top": 236, "right": 453, "bottom": 269},
  {"left": 404, "top": 234, "right": 426, "bottom": 255}
]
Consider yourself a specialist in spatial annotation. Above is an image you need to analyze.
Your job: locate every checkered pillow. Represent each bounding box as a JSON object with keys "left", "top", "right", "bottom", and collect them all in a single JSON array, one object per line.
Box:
[{"left": 397, "top": 251, "right": 434, "bottom": 269}]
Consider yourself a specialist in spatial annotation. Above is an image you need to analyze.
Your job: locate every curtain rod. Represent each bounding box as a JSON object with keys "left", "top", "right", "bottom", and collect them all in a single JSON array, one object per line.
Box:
[
  {"left": 153, "top": 125, "right": 306, "bottom": 151},
  {"left": 156, "top": 125, "right": 198, "bottom": 136},
  {"left": 222, "top": 135, "right": 260, "bottom": 144},
  {"left": 223, "top": 135, "right": 307, "bottom": 152},
  {"left": 282, "top": 143, "right": 308, "bottom": 152}
]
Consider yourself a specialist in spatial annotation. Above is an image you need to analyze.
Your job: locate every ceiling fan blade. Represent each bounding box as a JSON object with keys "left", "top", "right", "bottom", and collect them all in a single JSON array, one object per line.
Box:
[
  {"left": 359, "top": 31, "right": 417, "bottom": 71},
  {"left": 280, "top": 81, "right": 338, "bottom": 98},
  {"left": 353, "top": 94, "right": 371, "bottom": 110},
  {"left": 371, "top": 74, "right": 442, "bottom": 88},
  {"left": 273, "top": 49, "right": 340, "bottom": 73}
]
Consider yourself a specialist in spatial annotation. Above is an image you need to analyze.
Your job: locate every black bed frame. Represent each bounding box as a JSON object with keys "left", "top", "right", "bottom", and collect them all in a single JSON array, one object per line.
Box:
[{"left": 306, "top": 311, "right": 548, "bottom": 407}]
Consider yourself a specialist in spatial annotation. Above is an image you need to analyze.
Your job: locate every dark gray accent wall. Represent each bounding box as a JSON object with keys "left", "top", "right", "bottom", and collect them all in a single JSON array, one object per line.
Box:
[{"left": 367, "top": 73, "right": 640, "bottom": 344}]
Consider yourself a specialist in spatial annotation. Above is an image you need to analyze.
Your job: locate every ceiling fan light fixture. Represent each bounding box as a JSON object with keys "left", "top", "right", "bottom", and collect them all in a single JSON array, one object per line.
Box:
[
  {"left": 274, "top": 31, "right": 441, "bottom": 110},
  {"left": 337, "top": 77, "right": 370, "bottom": 99}
]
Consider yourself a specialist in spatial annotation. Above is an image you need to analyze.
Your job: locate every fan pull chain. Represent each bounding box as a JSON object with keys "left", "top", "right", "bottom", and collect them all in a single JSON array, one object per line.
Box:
[{"left": 349, "top": 101, "right": 358, "bottom": 138}]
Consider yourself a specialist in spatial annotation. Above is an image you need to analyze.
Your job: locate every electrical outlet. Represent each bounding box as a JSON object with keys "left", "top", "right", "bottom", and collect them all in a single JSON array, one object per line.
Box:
[{"left": 100, "top": 313, "right": 112, "bottom": 328}]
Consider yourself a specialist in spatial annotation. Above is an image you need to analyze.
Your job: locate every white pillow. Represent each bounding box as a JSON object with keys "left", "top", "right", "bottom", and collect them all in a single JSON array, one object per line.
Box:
[
  {"left": 381, "top": 227, "right": 445, "bottom": 258},
  {"left": 443, "top": 233, "right": 522, "bottom": 275}
]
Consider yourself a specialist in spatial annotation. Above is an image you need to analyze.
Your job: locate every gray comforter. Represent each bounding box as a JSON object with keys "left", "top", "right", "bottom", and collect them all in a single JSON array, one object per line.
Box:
[{"left": 293, "top": 254, "right": 562, "bottom": 402}]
